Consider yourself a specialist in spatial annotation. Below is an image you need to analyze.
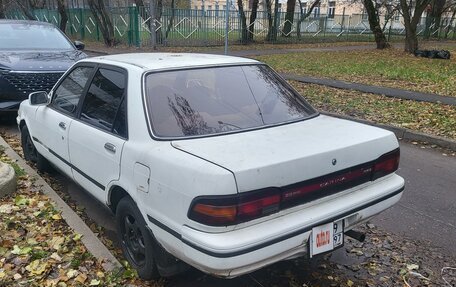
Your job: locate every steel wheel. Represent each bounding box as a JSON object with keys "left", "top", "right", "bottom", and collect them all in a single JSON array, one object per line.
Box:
[
  {"left": 116, "top": 196, "right": 159, "bottom": 279},
  {"left": 122, "top": 213, "right": 146, "bottom": 266}
]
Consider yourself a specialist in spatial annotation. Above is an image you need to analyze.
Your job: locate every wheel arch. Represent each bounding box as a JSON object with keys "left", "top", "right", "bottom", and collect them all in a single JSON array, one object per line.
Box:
[
  {"left": 108, "top": 185, "right": 131, "bottom": 213},
  {"left": 19, "top": 120, "right": 27, "bottom": 131}
]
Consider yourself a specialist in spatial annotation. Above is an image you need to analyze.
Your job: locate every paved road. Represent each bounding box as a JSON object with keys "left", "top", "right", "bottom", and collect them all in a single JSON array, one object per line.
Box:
[{"left": 371, "top": 143, "right": 456, "bottom": 254}]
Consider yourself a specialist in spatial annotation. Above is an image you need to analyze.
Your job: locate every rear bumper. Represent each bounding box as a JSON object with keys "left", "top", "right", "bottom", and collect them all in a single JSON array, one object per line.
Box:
[{"left": 148, "top": 174, "right": 404, "bottom": 278}]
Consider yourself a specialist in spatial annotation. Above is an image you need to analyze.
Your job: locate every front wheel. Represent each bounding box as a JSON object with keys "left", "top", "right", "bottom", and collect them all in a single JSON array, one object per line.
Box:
[
  {"left": 116, "top": 197, "right": 159, "bottom": 280},
  {"left": 21, "top": 126, "right": 49, "bottom": 172}
]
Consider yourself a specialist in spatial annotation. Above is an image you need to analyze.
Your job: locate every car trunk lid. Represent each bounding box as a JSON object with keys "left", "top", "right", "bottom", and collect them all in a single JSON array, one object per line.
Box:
[{"left": 172, "top": 115, "right": 398, "bottom": 196}]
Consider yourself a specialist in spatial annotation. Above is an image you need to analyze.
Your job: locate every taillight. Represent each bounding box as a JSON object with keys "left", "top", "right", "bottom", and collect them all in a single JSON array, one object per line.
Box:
[
  {"left": 188, "top": 189, "right": 281, "bottom": 226},
  {"left": 372, "top": 149, "right": 400, "bottom": 180},
  {"left": 189, "top": 148, "right": 400, "bottom": 226}
]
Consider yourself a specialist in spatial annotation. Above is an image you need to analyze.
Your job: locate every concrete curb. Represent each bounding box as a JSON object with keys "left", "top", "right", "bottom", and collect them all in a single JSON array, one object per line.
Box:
[
  {"left": 0, "top": 136, "right": 122, "bottom": 272},
  {"left": 0, "top": 161, "right": 16, "bottom": 198},
  {"left": 322, "top": 112, "right": 456, "bottom": 151},
  {"left": 282, "top": 74, "right": 456, "bottom": 106}
]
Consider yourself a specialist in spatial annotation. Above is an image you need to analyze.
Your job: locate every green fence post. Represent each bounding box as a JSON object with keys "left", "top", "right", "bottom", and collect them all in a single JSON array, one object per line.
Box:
[{"left": 128, "top": 6, "right": 140, "bottom": 47}]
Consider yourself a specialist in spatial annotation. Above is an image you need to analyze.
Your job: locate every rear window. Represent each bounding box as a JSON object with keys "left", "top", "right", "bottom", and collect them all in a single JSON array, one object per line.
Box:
[{"left": 144, "top": 64, "right": 316, "bottom": 138}]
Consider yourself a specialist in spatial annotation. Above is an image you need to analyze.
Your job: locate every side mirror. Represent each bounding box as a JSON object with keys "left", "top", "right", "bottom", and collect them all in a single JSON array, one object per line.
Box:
[
  {"left": 29, "top": 91, "right": 49, "bottom": 106},
  {"left": 74, "top": 40, "right": 85, "bottom": 50}
]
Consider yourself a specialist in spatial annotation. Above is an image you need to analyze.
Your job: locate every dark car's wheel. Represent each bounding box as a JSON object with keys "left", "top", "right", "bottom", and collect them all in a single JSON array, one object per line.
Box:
[
  {"left": 21, "top": 125, "right": 50, "bottom": 172},
  {"left": 116, "top": 197, "right": 159, "bottom": 280}
]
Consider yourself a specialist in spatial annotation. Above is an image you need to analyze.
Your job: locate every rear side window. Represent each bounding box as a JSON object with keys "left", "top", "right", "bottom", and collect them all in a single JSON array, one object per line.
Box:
[
  {"left": 52, "top": 66, "right": 93, "bottom": 115},
  {"left": 80, "top": 68, "right": 127, "bottom": 138}
]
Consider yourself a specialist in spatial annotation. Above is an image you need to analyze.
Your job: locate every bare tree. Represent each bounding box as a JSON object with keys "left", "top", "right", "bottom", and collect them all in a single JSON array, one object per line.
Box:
[
  {"left": 266, "top": 0, "right": 279, "bottom": 41},
  {"left": 237, "top": 0, "right": 249, "bottom": 43},
  {"left": 247, "top": 0, "right": 260, "bottom": 41},
  {"left": 296, "top": 0, "right": 321, "bottom": 37},
  {"left": 363, "top": 0, "right": 390, "bottom": 48},
  {"left": 283, "top": 0, "right": 296, "bottom": 36},
  {"left": 0, "top": 0, "right": 5, "bottom": 19},
  {"left": 165, "top": 0, "right": 175, "bottom": 39},
  {"left": 400, "top": 0, "right": 432, "bottom": 53},
  {"left": 56, "top": 0, "right": 68, "bottom": 33},
  {"left": 87, "top": 0, "right": 116, "bottom": 46}
]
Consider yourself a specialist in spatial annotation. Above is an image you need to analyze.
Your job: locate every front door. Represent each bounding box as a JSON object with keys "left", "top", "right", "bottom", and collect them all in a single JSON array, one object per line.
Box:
[{"left": 33, "top": 66, "right": 95, "bottom": 177}]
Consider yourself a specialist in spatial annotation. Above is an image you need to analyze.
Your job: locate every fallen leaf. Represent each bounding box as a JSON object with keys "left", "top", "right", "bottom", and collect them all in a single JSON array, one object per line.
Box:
[{"left": 89, "top": 279, "right": 101, "bottom": 286}]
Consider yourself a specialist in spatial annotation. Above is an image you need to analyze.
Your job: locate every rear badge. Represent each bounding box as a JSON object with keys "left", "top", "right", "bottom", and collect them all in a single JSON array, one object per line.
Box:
[{"left": 332, "top": 159, "right": 337, "bottom": 166}]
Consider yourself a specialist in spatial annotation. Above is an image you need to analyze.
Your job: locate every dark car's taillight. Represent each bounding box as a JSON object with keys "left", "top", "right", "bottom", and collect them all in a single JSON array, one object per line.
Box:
[{"left": 189, "top": 148, "right": 400, "bottom": 226}]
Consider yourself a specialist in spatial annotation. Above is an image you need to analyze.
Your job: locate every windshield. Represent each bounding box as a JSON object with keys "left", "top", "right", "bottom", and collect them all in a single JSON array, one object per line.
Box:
[
  {"left": 0, "top": 23, "right": 74, "bottom": 50},
  {"left": 145, "top": 64, "right": 317, "bottom": 138}
]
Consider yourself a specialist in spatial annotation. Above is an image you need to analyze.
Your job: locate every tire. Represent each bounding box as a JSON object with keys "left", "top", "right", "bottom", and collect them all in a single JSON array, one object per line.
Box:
[
  {"left": 20, "top": 126, "right": 50, "bottom": 172},
  {"left": 116, "top": 197, "right": 159, "bottom": 280}
]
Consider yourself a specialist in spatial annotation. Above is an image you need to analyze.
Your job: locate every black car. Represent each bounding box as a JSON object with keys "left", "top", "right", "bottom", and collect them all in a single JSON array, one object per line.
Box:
[{"left": 0, "top": 20, "right": 87, "bottom": 111}]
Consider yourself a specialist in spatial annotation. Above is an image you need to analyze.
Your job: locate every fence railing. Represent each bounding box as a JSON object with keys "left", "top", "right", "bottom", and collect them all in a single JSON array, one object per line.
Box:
[{"left": 5, "top": 7, "right": 456, "bottom": 47}]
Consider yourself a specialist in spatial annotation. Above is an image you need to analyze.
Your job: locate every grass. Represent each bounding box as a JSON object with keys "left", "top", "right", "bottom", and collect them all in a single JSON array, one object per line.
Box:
[
  {"left": 257, "top": 45, "right": 456, "bottom": 97},
  {"left": 291, "top": 81, "right": 456, "bottom": 140}
]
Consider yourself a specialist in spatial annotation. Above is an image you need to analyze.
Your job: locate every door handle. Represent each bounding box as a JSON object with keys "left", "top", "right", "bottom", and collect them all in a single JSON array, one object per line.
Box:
[
  {"left": 104, "top": 143, "right": 116, "bottom": 153},
  {"left": 59, "top": 122, "right": 66, "bottom": 130}
]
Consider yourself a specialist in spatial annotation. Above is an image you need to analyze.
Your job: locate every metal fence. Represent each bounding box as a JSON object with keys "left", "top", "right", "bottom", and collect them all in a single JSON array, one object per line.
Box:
[{"left": 5, "top": 7, "right": 456, "bottom": 47}]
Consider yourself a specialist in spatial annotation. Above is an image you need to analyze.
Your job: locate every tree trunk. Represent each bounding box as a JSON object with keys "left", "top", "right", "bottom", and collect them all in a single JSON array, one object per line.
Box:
[
  {"left": 362, "top": 0, "right": 389, "bottom": 49},
  {"left": 165, "top": 0, "right": 175, "bottom": 39},
  {"left": 282, "top": 0, "right": 296, "bottom": 36},
  {"left": 404, "top": 25, "right": 418, "bottom": 52},
  {"left": 88, "top": 0, "right": 115, "bottom": 46},
  {"left": 268, "top": 0, "right": 279, "bottom": 41},
  {"left": 400, "top": 0, "right": 431, "bottom": 53},
  {"left": 56, "top": 0, "right": 68, "bottom": 33},
  {"left": 297, "top": 0, "right": 321, "bottom": 37},
  {"left": 247, "top": 0, "right": 259, "bottom": 42},
  {"left": 156, "top": 0, "right": 163, "bottom": 44},
  {"left": 265, "top": 0, "right": 274, "bottom": 41},
  {"left": 0, "top": 0, "right": 5, "bottom": 19},
  {"left": 237, "top": 0, "right": 248, "bottom": 43}
]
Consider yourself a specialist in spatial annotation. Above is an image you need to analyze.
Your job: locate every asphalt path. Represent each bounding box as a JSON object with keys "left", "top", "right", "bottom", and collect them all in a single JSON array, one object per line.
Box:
[{"left": 1, "top": 115, "right": 455, "bottom": 270}]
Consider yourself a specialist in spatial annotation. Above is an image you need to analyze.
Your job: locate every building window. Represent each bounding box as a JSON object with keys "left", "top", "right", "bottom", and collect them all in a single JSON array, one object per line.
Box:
[
  {"left": 361, "top": 8, "right": 368, "bottom": 20},
  {"left": 328, "top": 1, "right": 335, "bottom": 18},
  {"left": 301, "top": 2, "right": 307, "bottom": 15},
  {"left": 313, "top": 4, "right": 320, "bottom": 18}
]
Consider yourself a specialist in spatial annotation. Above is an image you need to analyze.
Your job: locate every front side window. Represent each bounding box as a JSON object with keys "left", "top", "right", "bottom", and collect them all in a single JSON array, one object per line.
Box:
[
  {"left": 80, "top": 68, "right": 127, "bottom": 137},
  {"left": 145, "top": 65, "right": 316, "bottom": 138},
  {"left": 52, "top": 66, "right": 94, "bottom": 114}
]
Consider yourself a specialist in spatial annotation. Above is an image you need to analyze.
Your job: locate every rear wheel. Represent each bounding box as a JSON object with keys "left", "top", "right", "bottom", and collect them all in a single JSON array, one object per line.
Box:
[
  {"left": 116, "top": 197, "right": 159, "bottom": 280},
  {"left": 21, "top": 126, "right": 50, "bottom": 172}
]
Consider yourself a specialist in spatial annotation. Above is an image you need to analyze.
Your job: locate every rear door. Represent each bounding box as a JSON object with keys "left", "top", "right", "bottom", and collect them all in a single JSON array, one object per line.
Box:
[
  {"left": 68, "top": 65, "right": 128, "bottom": 202},
  {"left": 33, "top": 65, "right": 95, "bottom": 177}
]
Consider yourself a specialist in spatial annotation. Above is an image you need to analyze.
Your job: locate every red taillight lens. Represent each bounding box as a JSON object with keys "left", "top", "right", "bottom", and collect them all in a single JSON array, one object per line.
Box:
[
  {"left": 238, "top": 191, "right": 280, "bottom": 221},
  {"left": 189, "top": 149, "right": 400, "bottom": 226},
  {"left": 372, "top": 149, "right": 400, "bottom": 180},
  {"left": 188, "top": 189, "right": 281, "bottom": 226}
]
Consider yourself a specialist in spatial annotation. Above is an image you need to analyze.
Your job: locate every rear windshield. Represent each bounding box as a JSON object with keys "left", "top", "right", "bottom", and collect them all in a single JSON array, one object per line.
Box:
[
  {"left": 144, "top": 64, "right": 316, "bottom": 138},
  {"left": 0, "top": 23, "right": 74, "bottom": 50}
]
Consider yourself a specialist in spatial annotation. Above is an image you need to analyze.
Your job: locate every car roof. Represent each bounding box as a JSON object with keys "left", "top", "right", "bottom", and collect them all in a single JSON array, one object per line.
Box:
[
  {"left": 0, "top": 19, "right": 55, "bottom": 27},
  {"left": 86, "top": 53, "right": 260, "bottom": 71}
]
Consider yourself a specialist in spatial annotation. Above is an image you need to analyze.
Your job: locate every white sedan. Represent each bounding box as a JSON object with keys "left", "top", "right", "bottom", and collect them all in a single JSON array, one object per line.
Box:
[{"left": 17, "top": 53, "right": 404, "bottom": 279}]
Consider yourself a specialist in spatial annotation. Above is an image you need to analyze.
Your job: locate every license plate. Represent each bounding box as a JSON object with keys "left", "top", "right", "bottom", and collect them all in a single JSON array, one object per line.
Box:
[{"left": 309, "top": 220, "right": 344, "bottom": 257}]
